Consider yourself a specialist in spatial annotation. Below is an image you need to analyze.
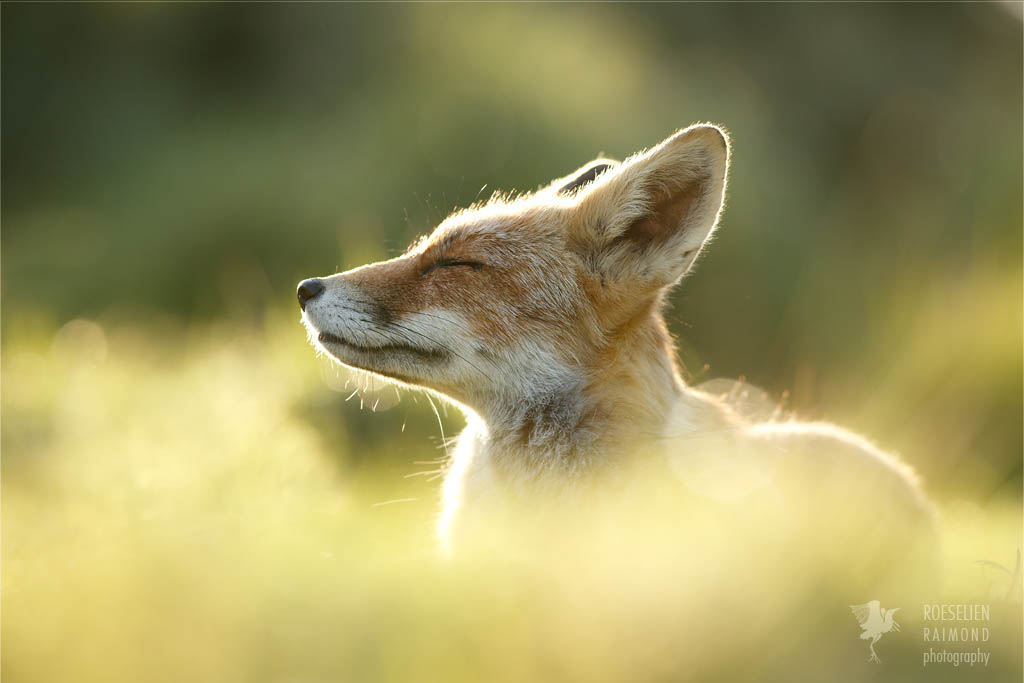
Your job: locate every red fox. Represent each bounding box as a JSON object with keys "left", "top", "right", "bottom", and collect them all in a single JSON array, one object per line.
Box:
[{"left": 298, "top": 124, "right": 935, "bottom": 566}]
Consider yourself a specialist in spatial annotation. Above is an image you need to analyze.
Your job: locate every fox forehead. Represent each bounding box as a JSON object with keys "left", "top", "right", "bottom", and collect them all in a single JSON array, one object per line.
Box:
[{"left": 408, "top": 198, "right": 568, "bottom": 261}]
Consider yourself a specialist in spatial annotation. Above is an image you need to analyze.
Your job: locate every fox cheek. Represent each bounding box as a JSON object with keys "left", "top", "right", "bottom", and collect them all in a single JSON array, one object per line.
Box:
[{"left": 367, "top": 299, "right": 395, "bottom": 327}]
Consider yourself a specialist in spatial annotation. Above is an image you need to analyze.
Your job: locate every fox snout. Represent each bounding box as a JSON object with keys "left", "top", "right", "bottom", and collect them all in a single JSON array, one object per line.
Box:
[{"left": 296, "top": 262, "right": 486, "bottom": 397}]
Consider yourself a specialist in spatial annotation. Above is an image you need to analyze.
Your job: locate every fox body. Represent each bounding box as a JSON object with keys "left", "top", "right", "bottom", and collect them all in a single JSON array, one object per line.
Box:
[{"left": 298, "top": 125, "right": 934, "bottom": 557}]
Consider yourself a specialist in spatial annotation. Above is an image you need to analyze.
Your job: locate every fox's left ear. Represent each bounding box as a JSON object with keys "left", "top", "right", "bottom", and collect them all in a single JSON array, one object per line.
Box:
[
  {"left": 546, "top": 159, "right": 619, "bottom": 197},
  {"left": 567, "top": 124, "right": 729, "bottom": 287}
]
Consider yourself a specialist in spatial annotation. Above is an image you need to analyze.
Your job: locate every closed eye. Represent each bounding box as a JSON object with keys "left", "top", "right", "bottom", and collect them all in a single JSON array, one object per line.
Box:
[{"left": 420, "top": 260, "right": 485, "bottom": 276}]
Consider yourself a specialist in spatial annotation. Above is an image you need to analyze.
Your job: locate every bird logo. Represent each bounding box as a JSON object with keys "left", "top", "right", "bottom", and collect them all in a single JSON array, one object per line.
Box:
[{"left": 850, "top": 600, "right": 900, "bottom": 663}]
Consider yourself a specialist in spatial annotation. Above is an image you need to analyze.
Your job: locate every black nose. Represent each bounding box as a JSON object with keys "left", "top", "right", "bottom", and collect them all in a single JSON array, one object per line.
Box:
[{"left": 297, "top": 278, "right": 325, "bottom": 310}]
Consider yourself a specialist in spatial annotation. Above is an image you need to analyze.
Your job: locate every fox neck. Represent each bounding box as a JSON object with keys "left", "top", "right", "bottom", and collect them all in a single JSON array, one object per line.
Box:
[{"left": 469, "top": 311, "right": 695, "bottom": 480}]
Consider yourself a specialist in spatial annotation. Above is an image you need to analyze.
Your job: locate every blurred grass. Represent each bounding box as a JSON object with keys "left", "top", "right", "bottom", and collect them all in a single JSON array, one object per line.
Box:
[
  {"left": 2, "top": 2, "right": 1021, "bottom": 681},
  {"left": 2, "top": 310, "right": 1021, "bottom": 682}
]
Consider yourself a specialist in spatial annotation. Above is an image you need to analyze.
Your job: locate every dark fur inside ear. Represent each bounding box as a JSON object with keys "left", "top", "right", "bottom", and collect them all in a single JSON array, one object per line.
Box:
[
  {"left": 558, "top": 162, "right": 614, "bottom": 196},
  {"left": 618, "top": 173, "right": 709, "bottom": 251}
]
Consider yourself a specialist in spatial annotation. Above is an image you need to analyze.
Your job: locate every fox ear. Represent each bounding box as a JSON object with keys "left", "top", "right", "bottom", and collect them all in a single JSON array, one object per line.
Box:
[
  {"left": 555, "top": 160, "right": 618, "bottom": 197},
  {"left": 568, "top": 124, "right": 729, "bottom": 287}
]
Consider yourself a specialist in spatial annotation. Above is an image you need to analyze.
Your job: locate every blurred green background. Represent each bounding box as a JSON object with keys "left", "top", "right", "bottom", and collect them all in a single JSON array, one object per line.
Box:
[{"left": 3, "top": 3, "right": 1021, "bottom": 682}]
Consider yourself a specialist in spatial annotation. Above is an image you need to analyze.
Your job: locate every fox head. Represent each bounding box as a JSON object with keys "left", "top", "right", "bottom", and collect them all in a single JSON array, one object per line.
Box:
[{"left": 299, "top": 125, "right": 729, "bottom": 425}]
